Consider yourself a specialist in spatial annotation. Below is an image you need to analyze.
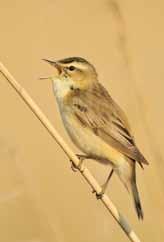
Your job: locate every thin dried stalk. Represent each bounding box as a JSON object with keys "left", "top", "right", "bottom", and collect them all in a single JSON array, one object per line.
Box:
[{"left": 0, "top": 62, "right": 141, "bottom": 242}]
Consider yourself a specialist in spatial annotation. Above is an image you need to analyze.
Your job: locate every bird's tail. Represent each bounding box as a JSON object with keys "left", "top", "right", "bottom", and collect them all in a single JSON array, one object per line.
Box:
[
  {"left": 115, "top": 159, "right": 144, "bottom": 220},
  {"left": 131, "top": 180, "right": 144, "bottom": 220}
]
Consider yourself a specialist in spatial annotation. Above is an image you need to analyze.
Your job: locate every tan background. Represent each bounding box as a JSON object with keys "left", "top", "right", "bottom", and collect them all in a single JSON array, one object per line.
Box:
[{"left": 0, "top": 0, "right": 164, "bottom": 241}]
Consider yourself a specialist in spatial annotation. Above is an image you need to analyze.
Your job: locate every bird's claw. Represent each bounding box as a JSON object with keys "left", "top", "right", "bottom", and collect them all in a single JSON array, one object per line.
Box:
[
  {"left": 71, "top": 161, "right": 78, "bottom": 172},
  {"left": 92, "top": 189, "right": 104, "bottom": 199},
  {"left": 70, "top": 154, "right": 85, "bottom": 172}
]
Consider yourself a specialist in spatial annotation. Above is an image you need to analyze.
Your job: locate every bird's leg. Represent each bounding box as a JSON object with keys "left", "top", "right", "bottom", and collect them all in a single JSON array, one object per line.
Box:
[
  {"left": 71, "top": 154, "right": 91, "bottom": 172},
  {"left": 93, "top": 169, "right": 114, "bottom": 199}
]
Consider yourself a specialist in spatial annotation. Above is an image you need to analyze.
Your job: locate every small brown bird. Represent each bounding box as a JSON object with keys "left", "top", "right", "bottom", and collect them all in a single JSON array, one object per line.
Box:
[{"left": 43, "top": 57, "right": 148, "bottom": 219}]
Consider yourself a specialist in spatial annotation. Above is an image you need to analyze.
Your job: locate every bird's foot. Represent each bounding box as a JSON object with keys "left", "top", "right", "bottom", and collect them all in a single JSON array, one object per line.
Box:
[
  {"left": 92, "top": 189, "right": 105, "bottom": 200},
  {"left": 70, "top": 154, "right": 86, "bottom": 172},
  {"left": 71, "top": 161, "right": 79, "bottom": 172}
]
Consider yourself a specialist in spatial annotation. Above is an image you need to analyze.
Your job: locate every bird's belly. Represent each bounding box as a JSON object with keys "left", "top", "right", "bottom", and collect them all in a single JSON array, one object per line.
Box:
[{"left": 61, "top": 112, "right": 124, "bottom": 166}]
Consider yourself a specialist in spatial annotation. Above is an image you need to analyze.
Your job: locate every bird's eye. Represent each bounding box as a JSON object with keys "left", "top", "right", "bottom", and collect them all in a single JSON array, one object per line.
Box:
[{"left": 68, "top": 66, "right": 75, "bottom": 71}]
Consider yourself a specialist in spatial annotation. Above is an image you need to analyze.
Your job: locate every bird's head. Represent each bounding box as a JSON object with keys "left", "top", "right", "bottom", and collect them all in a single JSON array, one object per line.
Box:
[{"left": 42, "top": 57, "right": 98, "bottom": 92}]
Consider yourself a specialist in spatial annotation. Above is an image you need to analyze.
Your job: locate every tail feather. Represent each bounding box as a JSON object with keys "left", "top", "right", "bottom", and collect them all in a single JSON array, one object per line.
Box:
[
  {"left": 115, "top": 158, "right": 144, "bottom": 219},
  {"left": 131, "top": 182, "right": 144, "bottom": 220}
]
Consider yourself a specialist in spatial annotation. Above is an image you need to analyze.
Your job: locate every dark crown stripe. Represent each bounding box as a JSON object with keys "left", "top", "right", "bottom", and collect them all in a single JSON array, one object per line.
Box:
[{"left": 59, "top": 57, "right": 89, "bottom": 64}]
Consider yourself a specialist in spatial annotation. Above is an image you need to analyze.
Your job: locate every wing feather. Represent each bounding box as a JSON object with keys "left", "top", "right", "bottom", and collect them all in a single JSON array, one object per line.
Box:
[{"left": 71, "top": 82, "right": 148, "bottom": 167}]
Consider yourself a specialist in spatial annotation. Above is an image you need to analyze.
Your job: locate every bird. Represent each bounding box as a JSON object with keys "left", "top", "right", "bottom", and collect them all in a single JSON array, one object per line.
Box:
[{"left": 42, "top": 56, "right": 148, "bottom": 219}]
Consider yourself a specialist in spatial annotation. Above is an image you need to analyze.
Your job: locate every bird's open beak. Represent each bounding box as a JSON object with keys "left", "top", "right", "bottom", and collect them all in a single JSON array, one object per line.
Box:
[{"left": 42, "top": 59, "right": 62, "bottom": 74}]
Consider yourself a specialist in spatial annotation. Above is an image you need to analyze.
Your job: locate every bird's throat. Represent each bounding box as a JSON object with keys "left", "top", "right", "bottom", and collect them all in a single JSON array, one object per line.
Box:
[{"left": 52, "top": 77, "right": 74, "bottom": 102}]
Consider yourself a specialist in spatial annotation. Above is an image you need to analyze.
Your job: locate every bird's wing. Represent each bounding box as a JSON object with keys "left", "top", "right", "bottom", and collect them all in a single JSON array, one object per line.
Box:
[{"left": 71, "top": 82, "right": 148, "bottom": 167}]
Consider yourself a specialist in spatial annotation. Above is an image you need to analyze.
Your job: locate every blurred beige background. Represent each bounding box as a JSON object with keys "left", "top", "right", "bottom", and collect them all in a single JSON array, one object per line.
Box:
[{"left": 0, "top": 0, "right": 164, "bottom": 241}]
